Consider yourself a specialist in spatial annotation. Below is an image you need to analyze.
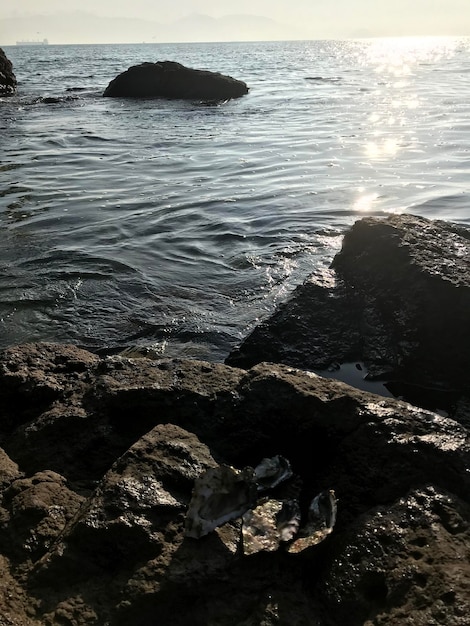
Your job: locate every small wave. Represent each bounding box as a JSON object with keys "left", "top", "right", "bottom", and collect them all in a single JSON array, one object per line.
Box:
[{"left": 305, "top": 76, "right": 342, "bottom": 82}]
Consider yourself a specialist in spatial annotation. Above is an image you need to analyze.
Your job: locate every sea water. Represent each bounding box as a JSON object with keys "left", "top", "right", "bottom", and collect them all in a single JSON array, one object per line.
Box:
[{"left": 1, "top": 38, "right": 469, "bottom": 359}]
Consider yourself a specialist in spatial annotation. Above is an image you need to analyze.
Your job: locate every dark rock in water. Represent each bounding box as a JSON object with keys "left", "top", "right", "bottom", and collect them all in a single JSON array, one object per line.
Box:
[
  {"left": 226, "top": 269, "right": 361, "bottom": 371},
  {"left": 0, "top": 342, "right": 469, "bottom": 624},
  {"left": 103, "top": 60, "right": 249, "bottom": 100},
  {"left": 0, "top": 47, "right": 17, "bottom": 96},
  {"left": 226, "top": 214, "right": 470, "bottom": 411},
  {"left": 33, "top": 95, "right": 79, "bottom": 104}
]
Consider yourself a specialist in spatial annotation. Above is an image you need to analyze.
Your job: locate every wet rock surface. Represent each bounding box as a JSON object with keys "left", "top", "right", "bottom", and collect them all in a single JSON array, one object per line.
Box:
[
  {"left": 226, "top": 214, "right": 470, "bottom": 416},
  {"left": 0, "top": 340, "right": 469, "bottom": 625},
  {"left": 103, "top": 60, "right": 249, "bottom": 100},
  {"left": 0, "top": 47, "right": 17, "bottom": 96}
]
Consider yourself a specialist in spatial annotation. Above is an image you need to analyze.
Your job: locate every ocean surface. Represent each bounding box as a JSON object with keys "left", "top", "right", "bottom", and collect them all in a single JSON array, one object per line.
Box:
[{"left": 1, "top": 38, "right": 470, "bottom": 361}]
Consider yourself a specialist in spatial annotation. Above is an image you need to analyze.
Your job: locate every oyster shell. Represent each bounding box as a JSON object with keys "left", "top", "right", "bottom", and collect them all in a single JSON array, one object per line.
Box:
[
  {"left": 253, "top": 455, "right": 293, "bottom": 491},
  {"left": 277, "top": 499, "right": 302, "bottom": 542},
  {"left": 242, "top": 498, "right": 301, "bottom": 556},
  {"left": 185, "top": 465, "right": 257, "bottom": 538},
  {"left": 242, "top": 499, "right": 283, "bottom": 555},
  {"left": 287, "top": 489, "right": 337, "bottom": 553}
]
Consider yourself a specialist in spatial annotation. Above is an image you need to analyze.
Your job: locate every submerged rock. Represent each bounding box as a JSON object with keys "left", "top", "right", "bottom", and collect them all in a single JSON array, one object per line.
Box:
[
  {"left": 0, "top": 47, "right": 17, "bottom": 96},
  {"left": 103, "top": 60, "right": 249, "bottom": 100}
]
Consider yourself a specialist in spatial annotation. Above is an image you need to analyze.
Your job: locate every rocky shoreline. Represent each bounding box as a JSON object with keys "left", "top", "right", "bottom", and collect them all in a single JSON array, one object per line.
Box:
[
  {"left": 227, "top": 214, "right": 470, "bottom": 418},
  {"left": 0, "top": 214, "right": 469, "bottom": 625}
]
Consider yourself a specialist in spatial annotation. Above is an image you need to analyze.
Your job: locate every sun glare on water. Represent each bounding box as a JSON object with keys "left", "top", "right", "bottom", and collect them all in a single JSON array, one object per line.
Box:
[
  {"left": 364, "top": 36, "right": 460, "bottom": 69},
  {"left": 350, "top": 36, "right": 462, "bottom": 214}
]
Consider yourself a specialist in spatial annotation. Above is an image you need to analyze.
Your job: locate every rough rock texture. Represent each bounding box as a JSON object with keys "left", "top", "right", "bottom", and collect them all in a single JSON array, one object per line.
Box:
[
  {"left": 0, "top": 47, "right": 17, "bottom": 96},
  {"left": 103, "top": 60, "right": 249, "bottom": 100},
  {"left": 226, "top": 215, "right": 470, "bottom": 414},
  {"left": 0, "top": 342, "right": 469, "bottom": 625}
]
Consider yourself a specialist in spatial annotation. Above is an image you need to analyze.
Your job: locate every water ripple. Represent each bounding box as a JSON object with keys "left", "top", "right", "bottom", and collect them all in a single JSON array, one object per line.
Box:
[{"left": 1, "top": 38, "right": 469, "bottom": 357}]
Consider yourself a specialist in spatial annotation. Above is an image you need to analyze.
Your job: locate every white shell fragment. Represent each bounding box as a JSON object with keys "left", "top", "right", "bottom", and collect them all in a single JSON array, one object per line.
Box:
[
  {"left": 253, "top": 455, "right": 293, "bottom": 491},
  {"left": 185, "top": 465, "right": 257, "bottom": 538},
  {"left": 242, "top": 498, "right": 301, "bottom": 556},
  {"left": 287, "top": 489, "right": 337, "bottom": 554}
]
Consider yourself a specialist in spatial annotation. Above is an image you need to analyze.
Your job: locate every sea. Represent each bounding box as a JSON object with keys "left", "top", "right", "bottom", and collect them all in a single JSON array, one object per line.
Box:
[{"left": 1, "top": 38, "right": 470, "bottom": 361}]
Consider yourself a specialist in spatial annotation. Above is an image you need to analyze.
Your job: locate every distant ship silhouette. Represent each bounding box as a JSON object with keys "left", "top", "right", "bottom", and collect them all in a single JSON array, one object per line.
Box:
[{"left": 16, "top": 38, "right": 49, "bottom": 46}]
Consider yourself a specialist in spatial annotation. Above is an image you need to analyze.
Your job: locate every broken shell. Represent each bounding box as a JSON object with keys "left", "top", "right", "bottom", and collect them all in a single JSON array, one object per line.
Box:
[
  {"left": 242, "top": 498, "right": 301, "bottom": 556},
  {"left": 287, "top": 489, "right": 337, "bottom": 554},
  {"left": 185, "top": 465, "right": 257, "bottom": 539},
  {"left": 310, "top": 489, "right": 337, "bottom": 529},
  {"left": 242, "top": 499, "right": 284, "bottom": 556},
  {"left": 253, "top": 455, "right": 293, "bottom": 491},
  {"left": 277, "top": 499, "right": 301, "bottom": 542}
]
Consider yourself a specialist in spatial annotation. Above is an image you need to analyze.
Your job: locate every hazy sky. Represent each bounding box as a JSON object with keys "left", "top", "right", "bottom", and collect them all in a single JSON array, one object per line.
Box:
[{"left": 2, "top": 0, "right": 470, "bottom": 44}]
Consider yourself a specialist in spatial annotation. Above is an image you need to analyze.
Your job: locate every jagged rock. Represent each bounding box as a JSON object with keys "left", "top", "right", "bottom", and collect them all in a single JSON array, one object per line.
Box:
[
  {"left": 0, "top": 448, "right": 22, "bottom": 491},
  {"left": 0, "top": 345, "right": 242, "bottom": 486},
  {"left": 321, "top": 486, "right": 470, "bottom": 625},
  {"left": 226, "top": 214, "right": 470, "bottom": 415},
  {"left": 103, "top": 60, "right": 249, "bottom": 100},
  {"left": 0, "top": 341, "right": 468, "bottom": 624},
  {"left": 1, "top": 470, "right": 84, "bottom": 562},
  {"left": 0, "top": 555, "right": 41, "bottom": 626},
  {"left": 30, "top": 424, "right": 240, "bottom": 625},
  {"left": 0, "top": 47, "right": 17, "bottom": 96}
]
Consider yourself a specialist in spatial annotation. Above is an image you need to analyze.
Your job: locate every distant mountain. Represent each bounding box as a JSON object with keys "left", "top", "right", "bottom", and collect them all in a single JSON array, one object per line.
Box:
[
  {"left": 0, "top": 13, "right": 158, "bottom": 45},
  {"left": 0, "top": 12, "right": 307, "bottom": 46},
  {"left": 170, "top": 13, "right": 304, "bottom": 42}
]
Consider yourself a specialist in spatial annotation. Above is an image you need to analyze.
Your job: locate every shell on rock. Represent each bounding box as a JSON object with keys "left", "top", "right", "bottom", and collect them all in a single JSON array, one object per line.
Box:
[
  {"left": 287, "top": 489, "right": 337, "bottom": 554},
  {"left": 253, "top": 455, "right": 293, "bottom": 491},
  {"left": 277, "top": 499, "right": 302, "bottom": 542},
  {"left": 242, "top": 498, "right": 301, "bottom": 556},
  {"left": 185, "top": 465, "right": 257, "bottom": 539}
]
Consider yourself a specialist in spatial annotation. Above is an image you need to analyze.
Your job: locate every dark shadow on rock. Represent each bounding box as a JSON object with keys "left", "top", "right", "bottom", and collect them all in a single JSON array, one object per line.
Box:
[{"left": 115, "top": 544, "right": 324, "bottom": 626}]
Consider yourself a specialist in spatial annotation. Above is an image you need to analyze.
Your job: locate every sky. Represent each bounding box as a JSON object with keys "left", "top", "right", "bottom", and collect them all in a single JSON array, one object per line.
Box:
[{"left": 1, "top": 0, "right": 470, "bottom": 44}]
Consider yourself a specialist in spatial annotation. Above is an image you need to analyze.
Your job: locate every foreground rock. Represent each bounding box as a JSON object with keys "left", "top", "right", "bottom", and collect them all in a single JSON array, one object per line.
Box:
[
  {"left": 103, "top": 61, "right": 249, "bottom": 100},
  {"left": 0, "top": 47, "right": 17, "bottom": 96},
  {"left": 0, "top": 343, "right": 469, "bottom": 624},
  {"left": 227, "top": 214, "right": 470, "bottom": 414}
]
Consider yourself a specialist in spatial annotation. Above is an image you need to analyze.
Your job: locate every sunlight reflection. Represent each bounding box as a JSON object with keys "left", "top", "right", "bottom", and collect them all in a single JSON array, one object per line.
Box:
[
  {"left": 353, "top": 190, "right": 379, "bottom": 212},
  {"left": 358, "top": 37, "right": 459, "bottom": 162},
  {"left": 365, "top": 136, "right": 400, "bottom": 159},
  {"left": 364, "top": 36, "right": 460, "bottom": 72}
]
